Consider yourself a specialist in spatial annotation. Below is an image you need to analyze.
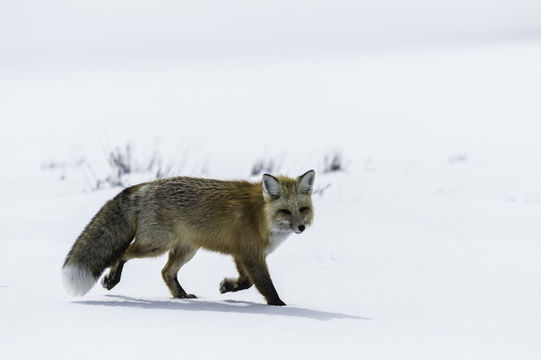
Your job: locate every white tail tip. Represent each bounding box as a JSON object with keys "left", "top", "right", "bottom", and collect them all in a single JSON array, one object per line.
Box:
[{"left": 62, "top": 264, "right": 96, "bottom": 296}]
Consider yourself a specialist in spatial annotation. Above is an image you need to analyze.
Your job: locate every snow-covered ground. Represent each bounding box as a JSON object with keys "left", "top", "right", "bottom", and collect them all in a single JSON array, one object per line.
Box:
[{"left": 1, "top": 1, "right": 541, "bottom": 359}]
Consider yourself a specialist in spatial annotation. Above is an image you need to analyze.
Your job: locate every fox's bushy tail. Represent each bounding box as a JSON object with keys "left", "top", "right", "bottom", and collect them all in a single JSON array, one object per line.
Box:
[{"left": 62, "top": 188, "right": 138, "bottom": 296}]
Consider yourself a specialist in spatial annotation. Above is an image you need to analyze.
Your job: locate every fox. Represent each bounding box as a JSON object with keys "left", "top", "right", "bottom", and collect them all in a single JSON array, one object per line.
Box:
[{"left": 62, "top": 170, "right": 315, "bottom": 306}]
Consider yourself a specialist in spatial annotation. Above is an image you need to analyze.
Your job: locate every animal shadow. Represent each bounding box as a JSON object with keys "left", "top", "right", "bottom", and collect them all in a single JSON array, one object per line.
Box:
[{"left": 75, "top": 294, "right": 369, "bottom": 321}]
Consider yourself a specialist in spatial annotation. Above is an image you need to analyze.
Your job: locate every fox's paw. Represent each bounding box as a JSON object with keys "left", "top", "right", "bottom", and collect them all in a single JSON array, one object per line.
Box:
[
  {"left": 220, "top": 278, "right": 234, "bottom": 294},
  {"left": 101, "top": 275, "right": 118, "bottom": 290},
  {"left": 175, "top": 293, "right": 197, "bottom": 299},
  {"left": 267, "top": 298, "right": 286, "bottom": 306}
]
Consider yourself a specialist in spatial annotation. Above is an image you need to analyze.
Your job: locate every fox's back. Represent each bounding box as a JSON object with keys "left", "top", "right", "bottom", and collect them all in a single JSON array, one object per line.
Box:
[{"left": 132, "top": 177, "right": 268, "bottom": 253}]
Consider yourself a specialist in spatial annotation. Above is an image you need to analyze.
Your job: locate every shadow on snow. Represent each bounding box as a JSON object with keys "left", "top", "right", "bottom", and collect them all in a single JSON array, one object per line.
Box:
[{"left": 74, "top": 294, "right": 368, "bottom": 321}]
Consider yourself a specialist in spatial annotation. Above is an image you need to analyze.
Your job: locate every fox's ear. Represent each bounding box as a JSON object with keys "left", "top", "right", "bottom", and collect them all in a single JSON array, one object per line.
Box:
[
  {"left": 298, "top": 170, "right": 315, "bottom": 194},
  {"left": 262, "top": 174, "right": 281, "bottom": 199}
]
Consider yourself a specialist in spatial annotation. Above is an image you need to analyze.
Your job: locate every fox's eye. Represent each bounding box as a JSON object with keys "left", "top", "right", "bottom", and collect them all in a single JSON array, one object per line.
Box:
[
  {"left": 300, "top": 207, "right": 310, "bottom": 213},
  {"left": 279, "top": 209, "right": 291, "bottom": 215}
]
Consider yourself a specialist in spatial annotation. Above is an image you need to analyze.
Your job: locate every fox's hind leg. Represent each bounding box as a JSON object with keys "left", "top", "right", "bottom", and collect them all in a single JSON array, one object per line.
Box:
[
  {"left": 101, "top": 240, "right": 169, "bottom": 291},
  {"left": 162, "top": 244, "right": 199, "bottom": 299},
  {"left": 101, "top": 260, "right": 126, "bottom": 290},
  {"left": 219, "top": 258, "right": 253, "bottom": 294}
]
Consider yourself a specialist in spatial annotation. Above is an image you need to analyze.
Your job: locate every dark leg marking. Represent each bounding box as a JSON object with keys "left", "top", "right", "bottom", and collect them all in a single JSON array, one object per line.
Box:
[
  {"left": 220, "top": 277, "right": 252, "bottom": 294},
  {"left": 101, "top": 260, "right": 126, "bottom": 290},
  {"left": 220, "top": 258, "right": 253, "bottom": 294},
  {"left": 242, "top": 259, "right": 286, "bottom": 306}
]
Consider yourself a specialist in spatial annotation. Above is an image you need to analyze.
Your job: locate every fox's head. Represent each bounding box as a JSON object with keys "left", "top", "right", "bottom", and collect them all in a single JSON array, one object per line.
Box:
[{"left": 262, "top": 170, "right": 315, "bottom": 234}]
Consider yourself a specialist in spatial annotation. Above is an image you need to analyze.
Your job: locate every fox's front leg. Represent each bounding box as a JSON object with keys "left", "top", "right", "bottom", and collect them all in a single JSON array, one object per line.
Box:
[
  {"left": 220, "top": 258, "right": 253, "bottom": 294},
  {"left": 242, "top": 258, "right": 286, "bottom": 306}
]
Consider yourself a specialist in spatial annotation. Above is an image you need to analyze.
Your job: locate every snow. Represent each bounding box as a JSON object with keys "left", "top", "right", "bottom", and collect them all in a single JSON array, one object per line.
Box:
[{"left": 1, "top": 1, "right": 541, "bottom": 359}]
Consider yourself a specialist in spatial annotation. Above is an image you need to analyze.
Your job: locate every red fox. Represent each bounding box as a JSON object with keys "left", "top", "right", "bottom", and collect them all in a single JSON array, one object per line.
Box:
[{"left": 62, "top": 170, "right": 315, "bottom": 306}]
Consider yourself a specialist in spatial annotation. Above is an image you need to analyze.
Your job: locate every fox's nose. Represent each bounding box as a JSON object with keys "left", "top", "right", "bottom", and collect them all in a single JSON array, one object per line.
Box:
[{"left": 298, "top": 225, "right": 305, "bottom": 233}]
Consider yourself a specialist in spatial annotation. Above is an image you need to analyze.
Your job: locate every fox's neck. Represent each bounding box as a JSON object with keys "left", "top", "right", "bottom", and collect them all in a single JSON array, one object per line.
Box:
[{"left": 266, "top": 228, "right": 292, "bottom": 255}]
